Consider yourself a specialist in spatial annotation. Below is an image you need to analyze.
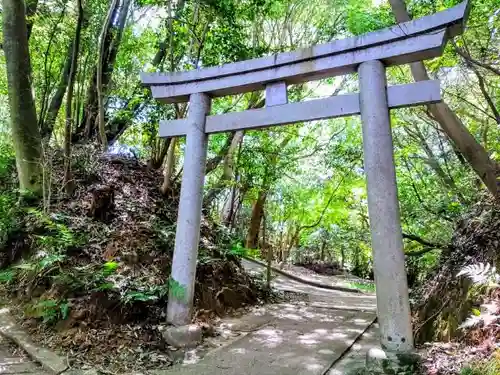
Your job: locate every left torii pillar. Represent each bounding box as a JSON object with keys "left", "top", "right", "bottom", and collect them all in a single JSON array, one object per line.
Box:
[{"left": 167, "top": 93, "right": 210, "bottom": 326}]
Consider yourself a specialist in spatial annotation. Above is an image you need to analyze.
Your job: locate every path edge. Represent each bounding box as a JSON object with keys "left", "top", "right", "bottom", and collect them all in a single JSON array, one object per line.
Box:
[
  {"left": 322, "top": 316, "right": 378, "bottom": 375},
  {"left": 0, "top": 308, "right": 68, "bottom": 374},
  {"left": 242, "top": 256, "right": 364, "bottom": 294}
]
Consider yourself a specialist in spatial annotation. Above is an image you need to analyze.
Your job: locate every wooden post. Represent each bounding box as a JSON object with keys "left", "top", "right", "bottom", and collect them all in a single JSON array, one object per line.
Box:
[{"left": 263, "top": 212, "right": 272, "bottom": 289}]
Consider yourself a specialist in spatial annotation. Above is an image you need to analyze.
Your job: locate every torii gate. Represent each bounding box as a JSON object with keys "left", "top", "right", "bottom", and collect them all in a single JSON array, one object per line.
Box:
[{"left": 141, "top": 1, "right": 470, "bottom": 354}]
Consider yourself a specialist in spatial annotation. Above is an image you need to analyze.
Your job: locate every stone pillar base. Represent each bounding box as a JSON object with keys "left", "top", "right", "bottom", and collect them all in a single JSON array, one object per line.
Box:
[
  {"left": 364, "top": 348, "right": 421, "bottom": 375},
  {"left": 161, "top": 324, "right": 202, "bottom": 348},
  {"left": 347, "top": 348, "right": 421, "bottom": 375}
]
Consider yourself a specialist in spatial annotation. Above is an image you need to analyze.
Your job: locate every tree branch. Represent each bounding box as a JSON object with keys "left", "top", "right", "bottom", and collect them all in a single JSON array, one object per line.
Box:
[
  {"left": 402, "top": 233, "right": 452, "bottom": 256},
  {"left": 405, "top": 247, "right": 440, "bottom": 257},
  {"left": 292, "top": 176, "right": 345, "bottom": 246},
  {"left": 402, "top": 233, "right": 442, "bottom": 248},
  {"left": 454, "top": 46, "right": 500, "bottom": 77},
  {"left": 469, "top": 64, "right": 500, "bottom": 125}
]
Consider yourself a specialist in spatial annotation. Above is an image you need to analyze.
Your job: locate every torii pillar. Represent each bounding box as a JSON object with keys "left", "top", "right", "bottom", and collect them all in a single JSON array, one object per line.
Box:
[
  {"left": 167, "top": 93, "right": 211, "bottom": 326},
  {"left": 359, "top": 60, "right": 413, "bottom": 352}
]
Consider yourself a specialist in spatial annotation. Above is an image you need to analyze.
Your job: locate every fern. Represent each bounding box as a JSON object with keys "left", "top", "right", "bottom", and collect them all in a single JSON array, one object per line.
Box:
[
  {"left": 457, "top": 263, "right": 500, "bottom": 330},
  {"left": 459, "top": 315, "right": 484, "bottom": 329},
  {"left": 30, "top": 298, "right": 70, "bottom": 325},
  {"left": 0, "top": 269, "right": 15, "bottom": 284},
  {"left": 102, "top": 261, "right": 119, "bottom": 276},
  {"left": 457, "top": 263, "right": 499, "bottom": 286}
]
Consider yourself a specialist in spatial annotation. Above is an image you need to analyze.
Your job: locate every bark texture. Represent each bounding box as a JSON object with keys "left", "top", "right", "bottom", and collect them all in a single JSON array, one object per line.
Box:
[{"left": 3, "top": 0, "right": 42, "bottom": 194}]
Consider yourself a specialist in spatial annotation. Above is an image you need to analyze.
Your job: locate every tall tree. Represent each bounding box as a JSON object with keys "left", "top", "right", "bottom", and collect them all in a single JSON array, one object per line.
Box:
[
  {"left": 204, "top": 131, "right": 245, "bottom": 208},
  {"left": 64, "top": 0, "right": 85, "bottom": 194},
  {"left": 97, "top": 0, "right": 120, "bottom": 150},
  {"left": 245, "top": 135, "right": 293, "bottom": 249},
  {"left": 388, "top": 0, "right": 500, "bottom": 197},
  {"left": 41, "top": 42, "right": 75, "bottom": 138},
  {"left": 2, "top": 0, "right": 42, "bottom": 194},
  {"left": 160, "top": 138, "right": 177, "bottom": 195}
]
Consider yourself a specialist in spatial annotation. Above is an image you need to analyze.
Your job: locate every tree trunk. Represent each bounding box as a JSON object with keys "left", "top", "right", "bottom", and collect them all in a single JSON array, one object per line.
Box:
[
  {"left": 91, "top": 0, "right": 188, "bottom": 145},
  {"left": 63, "top": 0, "right": 84, "bottom": 195},
  {"left": 205, "top": 132, "right": 237, "bottom": 175},
  {"left": 245, "top": 190, "right": 267, "bottom": 249},
  {"left": 160, "top": 137, "right": 177, "bottom": 195},
  {"left": 3, "top": 0, "right": 42, "bottom": 194},
  {"left": 100, "top": 0, "right": 132, "bottom": 143},
  {"left": 263, "top": 213, "right": 272, "bottom": 289},
  {"left": 406, "top": 126, "right": 467, "bottom": 204},
  {"left": 388, "top": 0, "right": 500, "bottom": 197},
  {"left": 320, "top": 240, "right": 326, "bottom": 262},
  {"left": 149, "top": 137, "right": 171, "bottom": 169},
  {"left": 288, "top": 225, "right": 302, "bottom": 252},
  {"left": 204, "top": 131, "right": 245, "bottom": 208},
  {"left": 278, "top": 228, "right": 284, "bottom": 262},
  {"left": 41, "top": 41, "right": 74, "bottom": 138},
  {"left": 205, "top": 99, "right": 263, "bottom": 175},
  {"left": 97, "top": 0, "right": 120, "bottom": 150},
  {"left": 245, "top": 135, "right": 292, "bottom": 248},
  {"left": 221, "top": 132, "right": 245, "bottom": 225},
  {"left": 25, "top": 0, "right": 38, "bottom": 41},
  {"left": 76, "top": 0, "right": 128, "bottom": 142},
  {"left": 221, "top": 188, "right": 236, "bottom": 225},
  {"left": 230, "top": 188, "right": 245, "bottom": 231},
  {"left": 464, "top": 58, "right": 500, "bottom": 125},
  {"left": 108, "top": 0, "right": 132, "bottom": 58},
  {"left": 75, "top": 51, "right": 90, "bottom": 131}
]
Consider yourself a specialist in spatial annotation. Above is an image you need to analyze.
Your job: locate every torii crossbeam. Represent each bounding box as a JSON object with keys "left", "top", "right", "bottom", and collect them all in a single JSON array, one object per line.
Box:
[{"left": 141, "top": 1, "right": 470, "bottom": 354}]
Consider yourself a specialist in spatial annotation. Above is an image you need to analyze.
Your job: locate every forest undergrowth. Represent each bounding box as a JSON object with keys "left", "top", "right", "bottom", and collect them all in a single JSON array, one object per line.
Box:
[
  {"left": 412, "top": 201, "right": 500, "bottom": 374},
  {"left": 0, "top": 146, "right": 273, "bottom": 373}
]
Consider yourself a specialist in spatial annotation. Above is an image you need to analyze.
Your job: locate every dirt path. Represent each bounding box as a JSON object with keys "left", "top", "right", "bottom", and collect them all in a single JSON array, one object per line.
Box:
[
  {"left": 242, "top": 259, "right": 376, "bottom": 311},
  {"left": 154, "top": 260, "right": 377, "bottom": 375}
]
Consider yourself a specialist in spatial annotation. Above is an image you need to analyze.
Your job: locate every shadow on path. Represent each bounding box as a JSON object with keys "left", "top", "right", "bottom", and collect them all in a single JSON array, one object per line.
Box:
[
  {"left": 157, "top": 304, "right": 375, "bottom": 375},
  {"left": 153, "top": 261, "right": 378, "bottom": 375}
]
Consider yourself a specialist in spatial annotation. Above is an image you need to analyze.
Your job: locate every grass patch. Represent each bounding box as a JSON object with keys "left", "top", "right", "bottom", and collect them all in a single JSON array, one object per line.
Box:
[{"left": 348, "top": 281, "right": 375, "bottom": 292}]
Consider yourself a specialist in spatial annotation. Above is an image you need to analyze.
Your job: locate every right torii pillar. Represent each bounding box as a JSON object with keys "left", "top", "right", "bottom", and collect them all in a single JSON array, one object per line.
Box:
[{"left": 359, "top": 60, "right": 414, "bottom": 352}]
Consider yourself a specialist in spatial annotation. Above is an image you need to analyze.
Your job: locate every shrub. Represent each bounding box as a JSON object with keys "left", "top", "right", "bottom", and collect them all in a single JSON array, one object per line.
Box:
[
  {"left": 28, "top": 298, "right": 70, "bottom": 325},
  {"left": 0, "top": 192, "right": 19, "bottom": 248},
  {"left": 460, "top": 353, "right": 500, "bottom": 375},
  {"left": 0, "top": 140, "right": 19, "bottom": 249}
]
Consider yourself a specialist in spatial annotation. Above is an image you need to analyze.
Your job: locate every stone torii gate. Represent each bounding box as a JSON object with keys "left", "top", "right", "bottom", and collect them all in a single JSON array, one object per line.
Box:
[{"left": 141, "top": 1, "right": 469, "bottom": 354}]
